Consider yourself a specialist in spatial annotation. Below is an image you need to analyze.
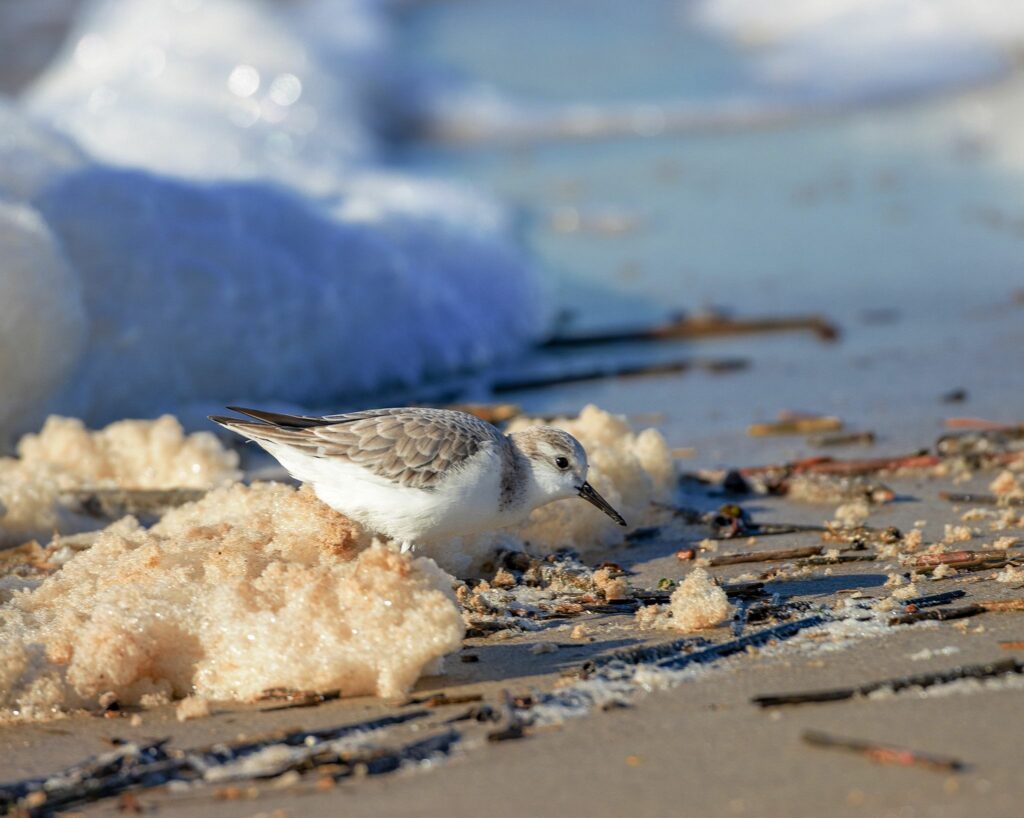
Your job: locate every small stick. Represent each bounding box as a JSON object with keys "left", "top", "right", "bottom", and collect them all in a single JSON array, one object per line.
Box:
[
  {"left": 802, "top": 730, "right": 964, "bottom": 773},
  {"left": 256, "top": 688, "right": 341, "bottom": 711},
  {"left": 542, "top": 314, "right": 839, "bottom": 348},
  {"left": 808, "top": 431, "right": 876, "bottom": 448},
  {"left": 940, "top": 491, "right": 1024, "bottom": 507},
  {"left": 888, "top": 604, "right": 987, "bottom": 625},
  {"left": 901, "top": 590, "right": 967, "bottom": 608},
  {"left": 914, "top": 558, "right": 1017, "bottom": 576},
  {"left": 742, "top": 453, "right": 940, "bottom": 478},
  {"left": 492, "top": 357, "right": 748, "bottom": 393},
  {"left": 747, "top": 417, "right": 842, "bottom": 437},
  {"left": 708, "top": 545, "right": 823, "bottom": 567},
  {"left": 909, "top": 550, "right": 1011, "bottom": 567},
  {"left": 796, "top": 554, "right": 878, "bottom": 567},
  {"left": 407, "top": 692, "right": 484, "bottom": 707},
  {"left": 999, "top": 641, "right": 1024, "bottom": 650},
  {"left": 753, "top": 658, "right": 1022, "bottom": 707}
]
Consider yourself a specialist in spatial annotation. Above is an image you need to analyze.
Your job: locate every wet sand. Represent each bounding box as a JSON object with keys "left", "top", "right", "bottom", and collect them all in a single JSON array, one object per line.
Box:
[{"left": 4, "top": 462, "right": 1024, "bottom": 817}]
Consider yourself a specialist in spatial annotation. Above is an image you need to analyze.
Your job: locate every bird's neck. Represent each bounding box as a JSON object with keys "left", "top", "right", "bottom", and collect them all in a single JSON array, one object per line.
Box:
[{"left": 498, "top": 438, "right": 535, "bottom": 516}]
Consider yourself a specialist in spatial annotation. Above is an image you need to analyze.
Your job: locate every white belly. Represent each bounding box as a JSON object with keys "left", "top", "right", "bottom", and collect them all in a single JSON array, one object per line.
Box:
[{"left": 267, "top": 443, "right": 507, "bottom": 544}]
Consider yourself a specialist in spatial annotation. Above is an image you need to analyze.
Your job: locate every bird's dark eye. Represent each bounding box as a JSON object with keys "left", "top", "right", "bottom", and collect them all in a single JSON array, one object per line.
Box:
[{"left": 555, "top": 456, "right": 570, "bottom": 470}]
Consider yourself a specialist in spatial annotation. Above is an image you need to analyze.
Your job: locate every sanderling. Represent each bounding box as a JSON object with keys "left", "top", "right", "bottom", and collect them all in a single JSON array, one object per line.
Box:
[{"left": 210, "top": 406, "right": 626, "bottom": 551}]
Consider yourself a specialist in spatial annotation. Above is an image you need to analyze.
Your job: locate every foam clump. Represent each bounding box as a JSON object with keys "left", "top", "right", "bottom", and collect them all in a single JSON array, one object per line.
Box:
[
  {"left": 636, "top": 568, "right": 732, "bottom": 632},
  {"left": 0, "top": 415, "right": 240, "bottom": 546},
  {"left": 0, "top": 482, "right": 464, "bottom": 720}
]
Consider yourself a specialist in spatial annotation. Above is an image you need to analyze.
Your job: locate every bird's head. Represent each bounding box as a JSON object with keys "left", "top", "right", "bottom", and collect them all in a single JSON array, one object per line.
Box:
[{"left": 510, "top": 426, "right": 626, "bottom": 526}]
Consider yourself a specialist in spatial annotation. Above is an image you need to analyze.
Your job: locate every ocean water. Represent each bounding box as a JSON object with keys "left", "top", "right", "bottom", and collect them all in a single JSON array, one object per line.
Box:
[{"left": 398, "top": 0, "right": 1024, "bottom": 467}]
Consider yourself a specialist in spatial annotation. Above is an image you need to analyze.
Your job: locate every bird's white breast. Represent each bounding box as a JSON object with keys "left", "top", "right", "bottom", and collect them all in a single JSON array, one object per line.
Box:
[{"left": 267, "top": 440, "right": 511, "bottom": 544}]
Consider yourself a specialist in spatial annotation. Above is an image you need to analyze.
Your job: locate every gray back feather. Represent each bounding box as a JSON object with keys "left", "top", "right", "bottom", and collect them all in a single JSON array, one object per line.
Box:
[{"left": 216, "top": 407, "right": 504, "bottom": 489}]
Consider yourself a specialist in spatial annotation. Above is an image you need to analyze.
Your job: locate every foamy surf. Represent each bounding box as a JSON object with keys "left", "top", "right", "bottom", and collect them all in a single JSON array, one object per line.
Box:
[
  {"left": 0, "top": 0, "right": 545, "bottom": 440},
  {"left": 694, "top": 0, "right": 1022, "bottom": 103}
]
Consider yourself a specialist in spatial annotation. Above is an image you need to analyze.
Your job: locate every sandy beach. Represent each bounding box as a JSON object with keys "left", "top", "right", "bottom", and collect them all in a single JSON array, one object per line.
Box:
[
  {"left": 2, "top": 0, "right": 1024, "bottom": 815},
  {"left": 4, "top": 444, "right": 1024, "bottom": 816}
]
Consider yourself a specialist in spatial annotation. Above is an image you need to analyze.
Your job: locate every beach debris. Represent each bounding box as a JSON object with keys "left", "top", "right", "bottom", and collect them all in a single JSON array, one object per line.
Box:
[
  {"left": 255, "top": 688, "right": 342, "bottom": 712},
  {"left": 721, "top": 469, "right": 752, "bottom": 494},
  {"left": 808, "top": 431, "right": 876, "bottom": 448},
  {"left": 801, "top": 730, "right": 964, "bottom": 773},
  {"left": 635, "top": 568, "right": 733, "bottom": 632},
  {"left": 752, "top": 658, "right": 1023, "bottom": 707},
  {"left": 936, "top": 426, "right": 1024, "bottom": 458},
  {"left": 747, "top": 414, "right": 843, "bottom": 438},
  {"left": 832, "top": 499, "right": 870, "bottom": 528},
  {"left": 564, "top": 614, "right": 827, "bottom": 692},
  {"left": 491, "top": 357, "right": 749, "bottom": 394},
  {"left": 905, "top": 549, "right": 1021, "bottom": 577},
  {"left": 901, "top": 590, "right": 967, "bottom": 608},
  {"left": 708, "top": 545, "right": 825, "bottom": 567},
  {"left": 633, "top": 581, "right": 765, "bottom": 607},
  {"left": 0, "top": 711, "right": 445, "bottom": 815},
  {"left": 999, "top": 641, "right": 1024, "bottom": 650},
  {"left": 487, "top": 690, "right": 527, "bottom": 742},
  {"left": 892, "top": 601, "right": 1024, "bottom": 626},
  {"left": 940, "top": 491, "right": 1024, "bottom": 507},
  {"left": 408, "top": 692, "right": 484, "bottom": 708},
  {"left": 740, "top": 452, "right": 941, "bottom": 479},
  {"left": 542, "top": 312, "right": 838, "bottom": 347},
  {"left": 908, "top": 549, "right": 1012, "bottom": 567}
]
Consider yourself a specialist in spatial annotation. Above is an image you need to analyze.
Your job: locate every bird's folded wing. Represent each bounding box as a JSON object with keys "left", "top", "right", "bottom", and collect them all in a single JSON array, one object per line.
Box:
[{"left": 234, "top": 409, "right": 501, "bottom": 489}]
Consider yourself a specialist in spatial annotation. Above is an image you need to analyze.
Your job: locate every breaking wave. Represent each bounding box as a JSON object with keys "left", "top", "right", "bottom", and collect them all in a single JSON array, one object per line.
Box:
[{"left": 0, "top": 0, "right": 544, "bottom": 439}]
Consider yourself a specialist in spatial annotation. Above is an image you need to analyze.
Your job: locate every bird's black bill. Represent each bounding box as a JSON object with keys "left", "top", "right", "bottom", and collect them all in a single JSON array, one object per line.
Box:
[{"left": 578, "top": 481, "right": 627, "bottom": 527}]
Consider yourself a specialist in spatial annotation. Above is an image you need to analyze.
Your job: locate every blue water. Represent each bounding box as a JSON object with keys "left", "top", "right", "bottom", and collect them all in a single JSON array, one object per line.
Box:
[
  {"left": 401, "top": 0, "right": 755, "bottom": 105},
  {"left": 399, "top": 0, "right": 1024, "bottom": 467}
]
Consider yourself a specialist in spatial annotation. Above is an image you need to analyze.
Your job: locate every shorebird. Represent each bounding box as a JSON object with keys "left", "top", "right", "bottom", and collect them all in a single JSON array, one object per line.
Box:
[{"left": 210, "top": 406, "right": 626, "bottom": 551}]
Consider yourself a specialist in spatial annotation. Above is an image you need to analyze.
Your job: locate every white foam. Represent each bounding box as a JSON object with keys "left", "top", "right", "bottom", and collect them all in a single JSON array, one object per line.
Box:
[
  {"left": 26, "top": 165, "right": 540, "bottom": 428},
  {"left": 695, "top": 0, "right": 1022, "bottom": 102},
  {"left": 26, "top": 0, "right": 386, "bottom": 194},
  {"left": 0, "top": 1, "right": 545, "bottom": 438}
]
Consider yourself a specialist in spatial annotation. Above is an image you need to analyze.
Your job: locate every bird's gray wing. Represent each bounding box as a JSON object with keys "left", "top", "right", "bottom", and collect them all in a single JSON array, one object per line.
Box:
[{"left": 212, "top": 408, "right": 502, "bottom": 489}]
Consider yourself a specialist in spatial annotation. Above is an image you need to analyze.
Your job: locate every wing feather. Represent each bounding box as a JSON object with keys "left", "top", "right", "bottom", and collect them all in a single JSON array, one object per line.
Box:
[{"left": 212, "top": 407, "right": 502, "bottom": 489}]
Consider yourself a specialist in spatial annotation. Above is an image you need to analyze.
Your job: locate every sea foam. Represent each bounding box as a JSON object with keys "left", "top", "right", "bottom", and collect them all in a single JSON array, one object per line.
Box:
[{"left": 0, "top": 0, "right": 544, "bottom": 440}]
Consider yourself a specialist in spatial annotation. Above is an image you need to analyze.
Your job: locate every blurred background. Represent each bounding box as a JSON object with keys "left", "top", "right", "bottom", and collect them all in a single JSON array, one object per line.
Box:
[{"left": 1, "top": 0, "right": 1022, "bottom": 466}]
